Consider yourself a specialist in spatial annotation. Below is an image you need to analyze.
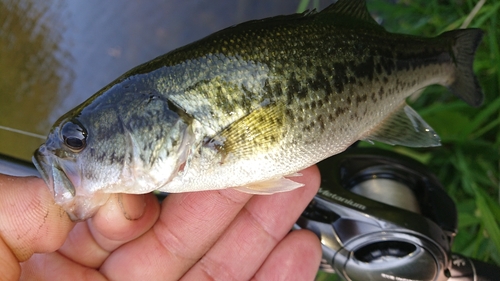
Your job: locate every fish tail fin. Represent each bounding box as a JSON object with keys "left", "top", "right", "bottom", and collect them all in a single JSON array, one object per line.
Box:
[{"left": 440, "top": 29, "right": 484, "bottom": 107}]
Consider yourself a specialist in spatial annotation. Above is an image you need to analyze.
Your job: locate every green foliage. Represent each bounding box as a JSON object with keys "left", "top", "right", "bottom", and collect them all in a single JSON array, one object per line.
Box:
[{"left": 297, "top": 0, "right": 500, "bottom": 279}]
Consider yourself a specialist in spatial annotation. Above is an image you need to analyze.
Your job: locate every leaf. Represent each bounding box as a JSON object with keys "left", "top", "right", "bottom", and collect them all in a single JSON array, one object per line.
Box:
[
  {"left": 464, "top": 97, "right": 500, "bottom": 137},
  {"left": 474, "top": 187, "right": 500, "bottom": 253},
  {"left": 458, "top": 212, "right": 481, "bottom": 228}
]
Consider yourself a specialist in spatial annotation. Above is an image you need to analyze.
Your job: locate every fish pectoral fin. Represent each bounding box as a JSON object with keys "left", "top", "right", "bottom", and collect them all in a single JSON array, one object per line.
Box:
[
  {"left": 208, "top": 102, "right": 286, "bottom": 159},
  {"left": 363, "top": 103, "right": 441, "bottom": 147},
  {"left": 234, "top": 177, "right": 305, "bottom": 195}
]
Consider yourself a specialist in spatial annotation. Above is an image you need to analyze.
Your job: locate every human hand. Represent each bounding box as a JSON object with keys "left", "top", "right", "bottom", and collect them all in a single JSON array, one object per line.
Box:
[{"left": 0, "top": 165, "right": 322, "bottom": 281}]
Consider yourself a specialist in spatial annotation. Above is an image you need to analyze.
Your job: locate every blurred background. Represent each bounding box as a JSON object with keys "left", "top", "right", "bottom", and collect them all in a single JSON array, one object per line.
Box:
[{"left": 0, "top": 0, "right": 498, "bottom": 280}]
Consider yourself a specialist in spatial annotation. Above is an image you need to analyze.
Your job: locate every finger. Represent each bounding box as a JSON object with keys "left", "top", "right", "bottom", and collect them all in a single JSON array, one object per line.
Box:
[
  {"left": 0, "top": 175, "right": 74, "bottom": 280},
  {"left": 0, "top": 235, "right": 19, "bottom": 281},
  {"left": 21, "top": 193, "right": 160, "bottom": 279},
  {"left": 100, "top": 187, "right": 253, "bottom": 280},
  {"left": 252, "top": 230, "right": 322, "bottom": 281},
  {"left": 90, "top": 193, "right": 160, "bottom": 251},
  {"left": 20, "top": 252, "right": 107, "bottom": 281},
  {"left": 180, "top": 165, "right": 320, "bottom": 281},
  {"left": 56, "top": 193, "right": 160, "bottom": 268}
]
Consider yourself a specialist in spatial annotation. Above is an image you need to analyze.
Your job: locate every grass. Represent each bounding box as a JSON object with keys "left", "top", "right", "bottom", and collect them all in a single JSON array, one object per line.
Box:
[{"left": 296, "top": 0, "right": 500, "bottom": 280}]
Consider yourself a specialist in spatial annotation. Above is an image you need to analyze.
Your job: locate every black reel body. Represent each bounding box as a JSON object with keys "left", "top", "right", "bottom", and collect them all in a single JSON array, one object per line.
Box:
[{"left": 296, "top": 148, "right": 458, "bottom": 281}]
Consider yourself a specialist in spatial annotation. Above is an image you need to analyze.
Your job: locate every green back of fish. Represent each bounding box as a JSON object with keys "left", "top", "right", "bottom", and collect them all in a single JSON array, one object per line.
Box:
[{"left": 76, "top": 0, "right": 483, "bottom": 160}]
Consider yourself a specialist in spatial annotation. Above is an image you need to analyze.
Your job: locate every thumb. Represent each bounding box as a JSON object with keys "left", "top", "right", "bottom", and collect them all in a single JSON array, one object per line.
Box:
[{"left": 0, "top": 174, "right": 74, "bottom": 280}]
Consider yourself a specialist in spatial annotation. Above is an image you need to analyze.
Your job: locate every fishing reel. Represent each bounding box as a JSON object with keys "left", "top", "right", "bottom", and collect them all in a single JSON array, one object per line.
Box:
[{"left": 295, "top": 147, "right": 500, "bottom": 281}]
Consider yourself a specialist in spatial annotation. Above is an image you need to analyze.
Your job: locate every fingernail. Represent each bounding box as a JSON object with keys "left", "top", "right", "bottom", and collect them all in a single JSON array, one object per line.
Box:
[{"left": 118, "top": 193, "right": 147, "bottom": 220}]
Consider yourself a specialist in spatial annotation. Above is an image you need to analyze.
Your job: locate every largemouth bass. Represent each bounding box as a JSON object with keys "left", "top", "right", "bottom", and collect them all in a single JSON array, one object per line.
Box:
[{"left": 33, "top": 0, "right": 483, "bottom": 220}]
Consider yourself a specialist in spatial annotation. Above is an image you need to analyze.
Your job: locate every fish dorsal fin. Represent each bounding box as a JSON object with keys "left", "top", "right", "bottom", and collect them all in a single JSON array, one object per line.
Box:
[
  {"left": 318, "top": 0, "right": 385, "bottom": 31},
  {"left": 364, "top": 103, "right": 441, "bottom": 147}
]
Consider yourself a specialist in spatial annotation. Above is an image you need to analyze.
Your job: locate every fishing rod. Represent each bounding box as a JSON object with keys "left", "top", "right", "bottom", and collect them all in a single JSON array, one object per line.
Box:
[{"left": 295, "top": 147, "right": 500, "bottom": 281}]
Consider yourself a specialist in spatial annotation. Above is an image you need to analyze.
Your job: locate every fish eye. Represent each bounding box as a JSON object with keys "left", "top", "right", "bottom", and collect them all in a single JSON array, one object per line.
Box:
[{"left": 61, "top": 120, "right": 87, "bottom": 152}]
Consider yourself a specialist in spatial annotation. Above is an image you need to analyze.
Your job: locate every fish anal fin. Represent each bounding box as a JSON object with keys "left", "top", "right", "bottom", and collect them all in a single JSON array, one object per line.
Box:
[
  {"left": 234, "top": 177, "right": 305, "bottom": 195},
  {"left": 364, "top": 104, "right": 441, "bottom": 147}
]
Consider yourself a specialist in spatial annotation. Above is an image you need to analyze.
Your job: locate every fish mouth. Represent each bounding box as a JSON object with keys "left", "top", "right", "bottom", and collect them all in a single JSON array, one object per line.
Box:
[
  {"left": 33, "top": 146, "right": 55, "bottom": 194},
  {"left": 33, "top": 146, "right": 83, "bottom": 219},
  {"left": 33, "top": 146, "right": 76, "bottom": 196},
  {"left": 33, "top": 146, "right": 111, "bottom": 221}
]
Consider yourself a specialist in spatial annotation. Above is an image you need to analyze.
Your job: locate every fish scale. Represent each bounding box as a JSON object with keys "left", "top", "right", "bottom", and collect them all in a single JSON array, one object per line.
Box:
[{"left": 33, "top": 0, "right": 484, "bottom": 220}]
